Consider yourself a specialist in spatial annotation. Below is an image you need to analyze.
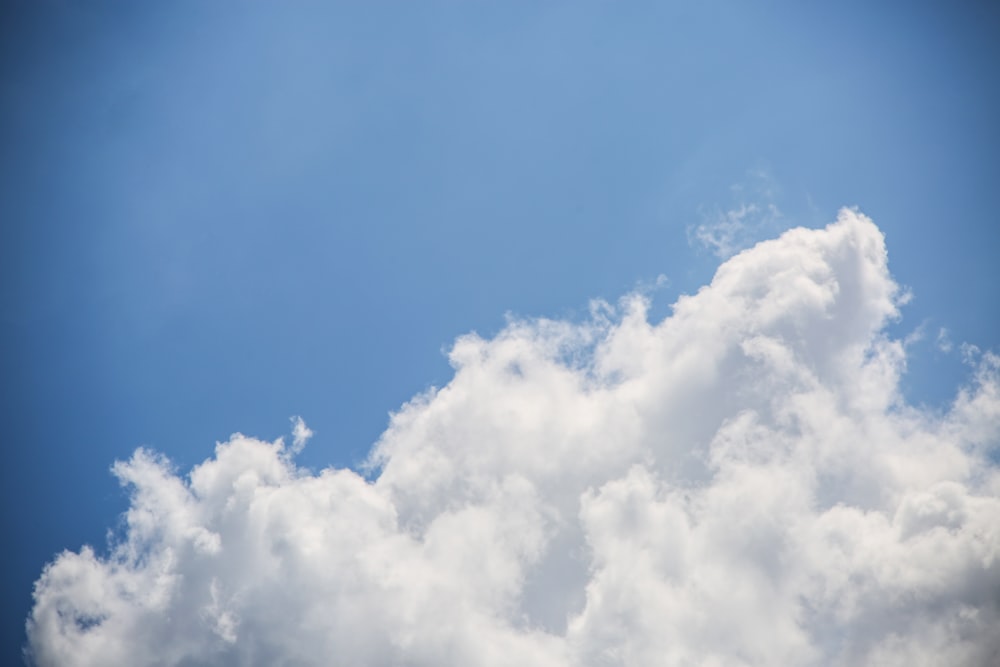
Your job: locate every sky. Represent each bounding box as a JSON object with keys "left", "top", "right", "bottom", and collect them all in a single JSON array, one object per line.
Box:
[{"left": 1, "top": 1, "right": 999, "bottom": 665}]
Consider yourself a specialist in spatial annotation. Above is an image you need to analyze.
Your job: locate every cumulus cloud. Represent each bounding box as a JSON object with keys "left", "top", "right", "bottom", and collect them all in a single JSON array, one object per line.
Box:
[{"left": 27, "top": 210, "right": 1000, "bottom": 666}]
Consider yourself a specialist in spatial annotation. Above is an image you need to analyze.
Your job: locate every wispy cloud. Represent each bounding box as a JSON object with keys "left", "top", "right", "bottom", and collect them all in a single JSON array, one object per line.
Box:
[
  {"left": 690, "top": 167, "right": 785, "bottom": 258},
  {"left": 937, "top": 327, "right": 954, "bottom": 353},
  {"left": 290, "top": 415, "right": 313, "bottom": 454},
  {"left": 27, "top": 211, "right": 1000, "bottom": 667}
]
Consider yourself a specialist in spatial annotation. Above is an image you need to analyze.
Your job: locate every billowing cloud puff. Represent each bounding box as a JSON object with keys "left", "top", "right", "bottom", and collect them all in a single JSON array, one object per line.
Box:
[{"left": 27, "top": 210, "right": 1000, "bottom": 666}]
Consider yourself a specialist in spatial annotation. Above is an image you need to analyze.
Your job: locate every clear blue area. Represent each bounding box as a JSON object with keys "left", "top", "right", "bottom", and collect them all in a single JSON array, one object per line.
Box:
[{"left": 2, "top": 1, "right": 997, "bottom": 661}]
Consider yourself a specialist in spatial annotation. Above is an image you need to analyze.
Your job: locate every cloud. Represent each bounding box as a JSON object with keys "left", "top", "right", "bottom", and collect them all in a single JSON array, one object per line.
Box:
[
  {"left": 289, "top": 416, "right": 313, "bottom": 454},
  {"left": 691, "top": 168, "right": 784, "bottom": 258},
  {"left": 937, "top": 327, "right": 954, "bottom": 353},
  {"left": 26, "top": 210, "right": 1000, "bottom": 666}
]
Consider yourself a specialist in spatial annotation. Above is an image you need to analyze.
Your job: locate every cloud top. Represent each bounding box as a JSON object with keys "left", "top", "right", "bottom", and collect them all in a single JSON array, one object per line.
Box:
[{"left": 27, "top": 210, "right": 1000, "bottom": 666}]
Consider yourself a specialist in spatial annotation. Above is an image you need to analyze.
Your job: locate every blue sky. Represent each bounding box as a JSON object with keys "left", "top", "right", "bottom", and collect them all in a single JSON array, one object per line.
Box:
[{"left": 2, "top": 2, "right": 999, "bottom": 664}]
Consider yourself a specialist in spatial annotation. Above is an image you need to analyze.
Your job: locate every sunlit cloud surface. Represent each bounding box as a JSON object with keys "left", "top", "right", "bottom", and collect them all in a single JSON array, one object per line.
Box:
[{"left": 27, "top": 211, "right": 1000, "bottom": 666}]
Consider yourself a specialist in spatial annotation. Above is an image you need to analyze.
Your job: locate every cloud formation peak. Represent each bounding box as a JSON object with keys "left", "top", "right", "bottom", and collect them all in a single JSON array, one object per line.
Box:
[{"left": 27, "top": 210, "right": 1000, "bottom": 666}]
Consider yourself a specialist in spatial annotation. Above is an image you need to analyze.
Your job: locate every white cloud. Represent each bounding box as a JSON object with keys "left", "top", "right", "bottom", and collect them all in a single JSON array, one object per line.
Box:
[
  {"left": 289, "top": 416, "right": 313, "bottom": 454},
  {"left": 691, "top": 201, "right": 783, "bottom": 259},
  {"left": 690, "top": 168, "right": 784, "bottom": 258},
  {"left": 27, "top": 210, "right": 1000, "bottom": 666}
]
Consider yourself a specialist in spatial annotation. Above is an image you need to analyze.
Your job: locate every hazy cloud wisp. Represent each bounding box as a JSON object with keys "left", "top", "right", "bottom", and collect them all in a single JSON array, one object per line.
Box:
[{"left": 690, "top": 168, "right": 785, "bottom": 258}]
